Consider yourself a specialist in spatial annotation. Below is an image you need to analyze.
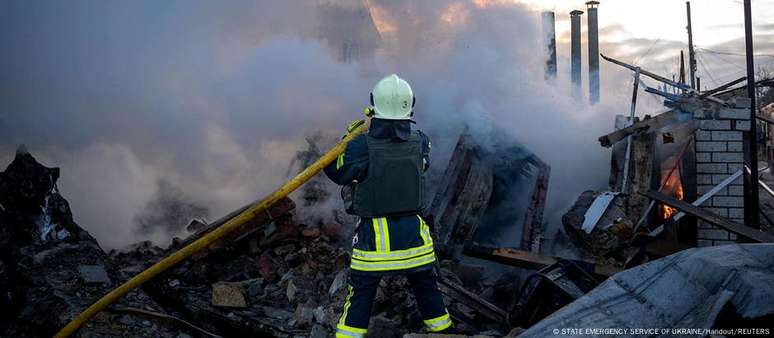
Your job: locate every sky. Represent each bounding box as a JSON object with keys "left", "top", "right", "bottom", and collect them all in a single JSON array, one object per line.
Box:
[
  {"left": 0, "top": 0, "right": 772, "bottom": 249},
  {"left": 539, "top": 0, "right": 774, "bottom": 87}
]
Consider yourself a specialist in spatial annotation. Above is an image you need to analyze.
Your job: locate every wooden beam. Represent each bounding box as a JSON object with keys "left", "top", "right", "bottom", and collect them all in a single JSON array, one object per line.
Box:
[
  {"left": 438, "top": 277, "right": 508, "bottom": 324},
  {"left": 641, "top": 190, "right": 774, "bottom": 243},
  {"left": 174, "top": 197, "right": 296, "bottom": 260},
  {"left": 601, "top": 54, "right": 692, "bottom": 91},
  {"left": 463, "top": 246, "right": 621, "bottom": 276},
  {"left": 700, "top": 77, "right": 746, "bottom": 98},
  {"left": 757, "top": 114, "right": 774, "bottom": 125},
  {"left": 598, "top": 110, "right": 680, "bottom": 147}
]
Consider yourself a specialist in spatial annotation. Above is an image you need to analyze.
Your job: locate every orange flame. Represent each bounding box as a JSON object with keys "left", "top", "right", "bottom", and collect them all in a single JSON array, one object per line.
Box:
[{"left": 660, "top": 169, "right": 684, "bottom": 220}]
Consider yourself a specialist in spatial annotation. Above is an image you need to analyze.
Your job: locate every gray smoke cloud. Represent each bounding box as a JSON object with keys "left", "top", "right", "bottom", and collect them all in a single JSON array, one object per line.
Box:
[{"left": 0, "top": 0, "right": 640, "bottom": 249}]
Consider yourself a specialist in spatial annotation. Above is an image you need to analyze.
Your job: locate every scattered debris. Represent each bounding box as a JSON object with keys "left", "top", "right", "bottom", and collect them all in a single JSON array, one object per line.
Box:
[
  {"left": 509, "top": 261, "right": 600, "bottom": 328},
  {"left": 78, "top": 265, "right": 112, "bottom": 285},
  {"left": 211, "top": 282, "right": 248, "bottom": 308}
]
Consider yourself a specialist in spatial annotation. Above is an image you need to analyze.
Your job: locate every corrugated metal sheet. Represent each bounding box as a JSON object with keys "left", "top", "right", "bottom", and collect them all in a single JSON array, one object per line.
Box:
[{"left": 520, "top": 244, "right": 774, "bottom": 337}]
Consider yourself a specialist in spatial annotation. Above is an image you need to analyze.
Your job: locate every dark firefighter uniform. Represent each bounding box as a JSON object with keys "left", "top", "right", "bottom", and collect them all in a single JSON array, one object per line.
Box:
[{"left": 324, "top": 118, "right": 452, "bottom": 337}]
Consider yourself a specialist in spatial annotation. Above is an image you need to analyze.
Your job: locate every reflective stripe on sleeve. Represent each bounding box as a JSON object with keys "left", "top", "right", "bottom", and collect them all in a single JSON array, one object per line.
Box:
[{"left": 336, "top": 153, "right": 345, "bottom": 170}]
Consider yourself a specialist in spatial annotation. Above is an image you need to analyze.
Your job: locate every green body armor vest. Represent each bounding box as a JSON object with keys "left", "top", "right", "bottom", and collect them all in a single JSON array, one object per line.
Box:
[{"left": 347, "top": 131, "right": 425, "bottom": 217}]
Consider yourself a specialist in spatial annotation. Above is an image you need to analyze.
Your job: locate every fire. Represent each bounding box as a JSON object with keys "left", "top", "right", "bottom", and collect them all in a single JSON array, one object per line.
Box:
[{"left": 660, "top": 168, "right": 684, "bottom": 220}]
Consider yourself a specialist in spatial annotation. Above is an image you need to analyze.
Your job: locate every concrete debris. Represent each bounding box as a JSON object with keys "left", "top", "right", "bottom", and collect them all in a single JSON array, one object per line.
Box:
[
  {"left": 286, "top": 279, "right": 298, "bottom": 303},
  {"left": 78, "top": 264, "right": 111, "bottom": 285},
  {"left": 0, "top": 151, "right": 182, "bottom": 337},
  {"left": 211, "top": 282, "right": 248, "bottom": 308},
  {"left": 328, "top": 269, "right": 347, "bottom": 296}
]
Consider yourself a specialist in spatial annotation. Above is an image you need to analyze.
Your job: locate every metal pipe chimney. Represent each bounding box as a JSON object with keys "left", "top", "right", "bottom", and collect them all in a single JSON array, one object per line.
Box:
[
  {"left": 542, "top": 11, "right": 557, "bottom": 80},
  {"left": 570, "top": 10, "right": 584, "bottom": 99},
  {"left": 586, "top": 1, "right": 600, "bottom": 104}
]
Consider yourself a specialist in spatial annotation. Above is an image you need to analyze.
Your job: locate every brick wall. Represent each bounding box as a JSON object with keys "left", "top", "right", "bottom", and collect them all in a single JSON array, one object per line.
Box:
[{"left": 694, "top": 97, "right": 750, "bottom": 247}]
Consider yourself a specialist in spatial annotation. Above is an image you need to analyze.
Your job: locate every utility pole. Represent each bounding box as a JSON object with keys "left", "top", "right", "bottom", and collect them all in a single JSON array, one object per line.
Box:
[
  {"left": 744, "top": 0, "right": 760, "bottom": 227},
  {"left": 686, "top": 1, "right": 697, "bottom": 89},
  {"left": 679, "top": 50, "right": 686, "bottom": 85}
]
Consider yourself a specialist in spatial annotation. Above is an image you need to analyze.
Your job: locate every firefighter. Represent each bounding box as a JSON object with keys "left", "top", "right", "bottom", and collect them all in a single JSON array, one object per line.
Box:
[{"left": 324, "top": 74, "right": 452, "bottom": 337}]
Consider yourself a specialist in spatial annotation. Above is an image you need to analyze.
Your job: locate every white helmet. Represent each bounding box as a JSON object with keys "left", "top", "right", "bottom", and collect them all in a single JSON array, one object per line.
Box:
[{"left": 370, "top": 74, "right": 414, "bottom": 120}]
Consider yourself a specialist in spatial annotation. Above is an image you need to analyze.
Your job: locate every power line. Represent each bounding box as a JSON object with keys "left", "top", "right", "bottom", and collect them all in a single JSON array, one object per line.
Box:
[
  {"left": 697, "top": 49, "right": 746, "bottom": 71},
  {"left": 696, "top": 52, "right": 720, "bottom": 87},
  {"left": 634, "top": 38, "right": 662, "bottom": 65},
  {"left": 697, "top": 47, "right": 774, "bottom": 59}
]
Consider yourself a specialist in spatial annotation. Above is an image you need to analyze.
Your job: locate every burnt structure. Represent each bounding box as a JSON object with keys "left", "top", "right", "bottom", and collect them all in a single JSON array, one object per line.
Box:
[{"left": 428, "top": 130, "right": 550, "bottom": 252}]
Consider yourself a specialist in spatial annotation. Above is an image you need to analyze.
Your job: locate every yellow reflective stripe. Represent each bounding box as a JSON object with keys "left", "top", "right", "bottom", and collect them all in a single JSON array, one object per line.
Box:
[
  {"left": 350, "top": 252, "right": 436, "bottom": 271},
  {"left": 352, "top": 242, "right": 434, "bottom": 261},
  {"left": 418, "top": 215, "right": 431, "bottom": 245},
  {"left": 338, "top": 285, "right": 354, "bottom": 327},
  {"left": 336, "top": 153, "right": 345, "bottom": 170},
  {"left": 381, "top": 218, "right": 391, "bottom": 251},
  {"left": 372, "top": 218, "right": 383, "bottom": 252},
  {"left": 424, "top": 313, "right": 452, "bottom": 332},
  {"left": 336, "top": 323, "right": 367, "bottom": 338},
  {"left": 372, "top": 218, "right": 390, "bottom": 252}
]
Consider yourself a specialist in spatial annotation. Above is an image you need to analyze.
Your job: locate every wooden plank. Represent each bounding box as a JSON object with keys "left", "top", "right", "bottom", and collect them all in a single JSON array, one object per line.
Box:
[
  {"left": 641, "top": 190, "right": 774, "bottom": 243},
  {"left": 700, "top": 77, "right": 746, "bottom": 98},
  {"left": 601, "top": 54, "right": 691, "bottom": 91},
  {"left": 756, "top": 114, "right": 774, "bottom": 125},
  {"left": 173, "top": 197, "right": 296, "bottom": 259},
  {"left": 427, "top": 133, "right": 493, "bottom": 245},
  {"left": 463, "top": 246, "right": 620, "bottom": 277},
  {"left": 598, "top": 110, "right": 679, "bottom": 147},
  {"left": 438, "top": 277, "right": 507, "bottom": 323}
]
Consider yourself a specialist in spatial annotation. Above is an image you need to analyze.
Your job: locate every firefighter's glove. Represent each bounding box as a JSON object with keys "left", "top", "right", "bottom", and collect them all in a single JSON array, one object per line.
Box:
[{"left": 346, "top": 119, "right": 366, "bottom": 135}]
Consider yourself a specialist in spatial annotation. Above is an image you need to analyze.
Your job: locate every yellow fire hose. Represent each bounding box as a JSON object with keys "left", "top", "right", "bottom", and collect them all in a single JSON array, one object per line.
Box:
[{"left": 55, "top": 121, "right": 368, "bottom": 337}]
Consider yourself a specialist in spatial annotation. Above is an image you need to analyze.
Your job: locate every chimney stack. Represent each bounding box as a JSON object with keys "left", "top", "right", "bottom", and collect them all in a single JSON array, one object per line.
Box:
[
  {"left": 542, "top": 11, "right": 557, "bottom": 80},
  {"left": 586, "top": 1, "right": 600, "bottom": 104},
  {"left": 570, "top": 10, "right": 584, "bottom": 99}
]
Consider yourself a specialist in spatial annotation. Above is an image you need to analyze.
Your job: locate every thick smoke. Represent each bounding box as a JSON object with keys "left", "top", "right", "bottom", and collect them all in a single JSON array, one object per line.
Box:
[
  {"left": 134, "top": 179, "right": 210, "bottom": 242},
  {"left": 0, "top": 0, "right": 636, "bottom": 249}
]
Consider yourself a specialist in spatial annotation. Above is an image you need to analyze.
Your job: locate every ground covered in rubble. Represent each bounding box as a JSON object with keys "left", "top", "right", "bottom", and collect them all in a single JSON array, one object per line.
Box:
[{"left": 0, "top": 148, "right": 519, "bottom": 337}]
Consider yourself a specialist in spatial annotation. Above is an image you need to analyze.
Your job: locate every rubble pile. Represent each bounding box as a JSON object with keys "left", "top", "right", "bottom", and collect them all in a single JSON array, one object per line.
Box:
[
  {"left": 0, "top": 147, "right": 182, "bottom": 337},
  {"left": 0, "top": 147, "right": 513, "bottom": 337},
  {"left": 111, "top": 205, "right": 511, "bottom": 337},
  {"left": 562, "top": 191, "right": 635, "bottom": 263}
]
